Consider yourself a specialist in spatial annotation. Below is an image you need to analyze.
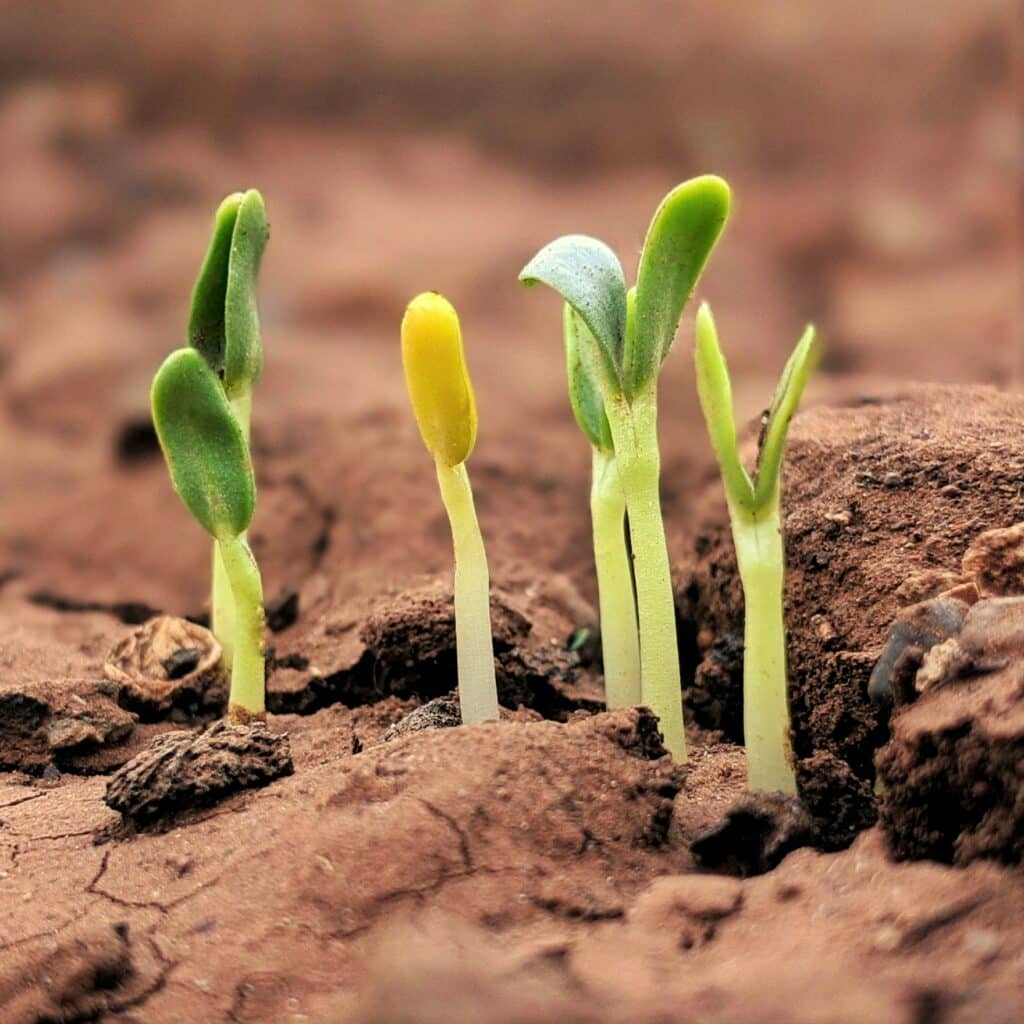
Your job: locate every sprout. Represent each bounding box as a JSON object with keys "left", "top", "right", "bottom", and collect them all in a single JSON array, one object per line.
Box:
[
  {"left": 401, "top": 292, "right": 499, "bottom": 725},
  {"left": 520, "top": 176, "right": 731, "bottom": 760},
  {"left": 693, "top": 302, "right": 817, "bottom": 794},
  {"left": 187, "top": 189, "right": 269, "bottom": 668},
  {"left": 563, "top": 306, "right": 640, "bottom": 708},
  {"left": 151, "top": 348, "right": 265, "bottom": 722}
]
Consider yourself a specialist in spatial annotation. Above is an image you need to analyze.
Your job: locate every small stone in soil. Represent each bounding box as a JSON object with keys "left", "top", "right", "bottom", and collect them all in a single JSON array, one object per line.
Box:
[
  {"left": 104, "top": 720, "right": 293, "bottom": 826},
  {"left": 867, "top": 595, "right": 969, "bottom": 705},
  {"left": 383, "top": 695, "right": 462, "bottom": 741},
  {"left": 689, "top": 791, "right": 815, "bottom": 877}
]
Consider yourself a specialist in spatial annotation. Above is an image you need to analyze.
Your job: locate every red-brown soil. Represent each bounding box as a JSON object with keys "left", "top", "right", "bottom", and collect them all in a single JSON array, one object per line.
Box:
[
  {"left": 678, "top": 385, "right": 1024, "bottom": 851},
  {"left": 1, "top": 3, "right": 1021, "bottom": 1021}
]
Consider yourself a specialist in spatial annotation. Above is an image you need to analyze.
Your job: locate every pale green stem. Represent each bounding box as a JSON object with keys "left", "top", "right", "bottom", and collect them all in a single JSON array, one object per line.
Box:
[
  {"left": 590, "top": 447, "right": 641, "bottom": 708},
  {"left": 217, "top": 534, "right": 265, "bottom": 720},
  {"left": 729, "top": 495, "right": 797, "bottom": 795},
  {"left": 604, "top": 387, "right": 686, "bottom": 760},
  {"left": 435, "top": 459, "right": 499, "bottom": 724},
  {"left": 211, "top": 390, "right": 253, "bottom": 666}
]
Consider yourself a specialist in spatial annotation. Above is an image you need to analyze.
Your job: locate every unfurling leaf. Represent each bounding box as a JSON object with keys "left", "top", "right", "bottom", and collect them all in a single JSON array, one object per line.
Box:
[
  {"left": 520, "top": 234, "right": 627, "bottom": 391},
  {"left": 564, "top": 304, "right": 613, "bottom": 451},
  {"left": 188, "top": 188, "right": 269, "bottom": 397},
  {"left": 401, "top": 292, "right": 478, "bottom": 467},
  {"left": 630, "top": 175, "right": 731, "bottom": 396},
  {"left": 188, "top": 193, "right": 241, "bottom": 374},
  {"left": 753, "top": 323, "right": 817, "bottom": 509},
  {"left": 694, "top": 303, "right": 754, "bottom": 511},
  {"left": 151, "top": 348, "right": 255, "bottom": 541},
  {"left": 223, "top": 189, "right": 269, "bottom": 395}
]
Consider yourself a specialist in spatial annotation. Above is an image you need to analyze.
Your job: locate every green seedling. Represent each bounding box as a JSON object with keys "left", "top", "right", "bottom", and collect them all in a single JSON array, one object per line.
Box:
[
  {"left": 520, "top": 176, "right": 731, "bottom": 760},
  {"left": 563, "top": 305, "right": 640, "bottom": 709},
  {"left": 401, "top": 292, "right": 499, "bottom": 725},
  {"left": 693, "top": 302, "right": 816, "bottom": 794},
  {"left": 188, "top": 189, "right": 269, "bottom": 668},
  {"left": 151, "top": 348, "right": 266, "bottom": 722}
]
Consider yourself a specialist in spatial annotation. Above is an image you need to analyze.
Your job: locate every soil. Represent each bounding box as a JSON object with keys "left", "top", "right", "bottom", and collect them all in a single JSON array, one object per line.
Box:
[
  {"left": 1, "top": 4, "right": 1021, "bottom": 1021},
  {"left": 678, "top": 385, "right": 1024, "bottom": 814},
  {"left": 877, "top": 595, "right": 1024, "bottom": 865}
]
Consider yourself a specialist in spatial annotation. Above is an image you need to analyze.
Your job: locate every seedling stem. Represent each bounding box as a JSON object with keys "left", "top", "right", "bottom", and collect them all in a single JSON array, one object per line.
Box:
[
  {"left": 151, "top": 346, "right": 266, "bottom": 723},
  {"left": 602, "top": 385, "right": 684, "bottom": 751},
  {"left": 435, "top": 459, "right": 500, "bottom": 724},
  {"left": 521, "top": 178, "right": 731, "bottom": 759},
  {"left": 188, "top": 189, "right": 268, "bottom": 669},
  {"left": 694, "top": 302, "right": 816, "bottom": 794},
  {"left": 589, "top": 448, "right": 641, "bottom": 707},
  {"left": 401, "top": 292, "right": 500, "bottom": 725},
  {"left": 211, "top": 390, "right": 253, "bottom": 666},
  {"left": 218, "top": 534, "right": 266, "bottom": 720}
]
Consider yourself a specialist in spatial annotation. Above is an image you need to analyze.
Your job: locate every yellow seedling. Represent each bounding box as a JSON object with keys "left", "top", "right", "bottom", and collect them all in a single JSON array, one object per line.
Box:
[{"left": 401, "top": 292, "right": 499, "bottom": 724}]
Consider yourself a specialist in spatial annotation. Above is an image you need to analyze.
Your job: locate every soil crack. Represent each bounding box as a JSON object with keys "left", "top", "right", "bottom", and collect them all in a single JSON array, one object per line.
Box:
[
  {"left": 86, "top": 847, "right": 223, "bottom": 914},
  {"left": 28, "top": 589, "right": 160, "bottom": 625},
  {"left": 419, "top": 798, "right": 474, "bottom": 871}
]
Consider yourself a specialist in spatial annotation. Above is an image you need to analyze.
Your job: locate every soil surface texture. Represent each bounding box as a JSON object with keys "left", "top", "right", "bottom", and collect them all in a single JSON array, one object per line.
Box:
[{"left": 1, "top": 5, "right": 1021, "bottom": 1019}]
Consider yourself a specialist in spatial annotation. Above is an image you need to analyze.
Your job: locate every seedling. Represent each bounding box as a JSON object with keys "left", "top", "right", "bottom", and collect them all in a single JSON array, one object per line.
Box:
[
  {"left": 188, "top": 190, "right": 269, "bottom": 667},
  {"left": 151, "top": 348, "right": 266, "bottom": 722},
  {"left": 401, "top": 292, "right": 499, "bottom": 725},
  {"left": 562, "top": 305, "right": 641, "bottom": 708},
  {"left": 693, "top": 302, "right": 816, "bottom": 794},
  {"left": 520, "top": 176, "right": 731, "bottom": 759}
]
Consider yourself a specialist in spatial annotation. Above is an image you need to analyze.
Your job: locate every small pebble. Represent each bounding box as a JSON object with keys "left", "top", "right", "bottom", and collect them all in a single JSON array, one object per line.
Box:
[
  {"left": 964, "top": 929, "right": 1001, "bottom": 962},
  {"left": 811, "top": 614, "right": 837, "bottom": 644},
  {"left": 41, "top": 764, "right": 61, "bottom": 781},
  {"left": 940, "top": 484, "right": 962, "bottom": 497},
  {"left": 873, "top": 924, "right": 902, "bottom": 952},
  {"left": 883, "top": 472, "right": 903, "bottom": 488},
  {"left": 824, "top": 509, "right": 852, "bottom": 527}
]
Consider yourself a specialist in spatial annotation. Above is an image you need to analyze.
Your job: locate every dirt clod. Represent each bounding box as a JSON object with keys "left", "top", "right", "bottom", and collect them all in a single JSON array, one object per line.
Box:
[
  {"left": 104, "top": 720, "right": 294, "bottom": 825},
  {"left": 877, "top": 597, "right": 1024, "bottom": 865},
  {"left": 689, "top": 791, "right": 815, "bottom": 877},
  {"left": 269, "top": 581, "right": 599, "bottom": 718},
  {"left": 383, "top": 694, "right": 462, "bottom": 740},
  {"left": 962, "top": 521, "right": 1024, "bottom": 597},
  {"left": 0, "top": 922, "right": 135, "bottom": 1024},
  {"left": 797, "top": 750, "right": 878, "bottom": 849},
  {"left": 0, "top": 680, "right": 136, "bottom": 772},
  {"left": 679, "top": 385, "right": 1024, "bottom": 849}
]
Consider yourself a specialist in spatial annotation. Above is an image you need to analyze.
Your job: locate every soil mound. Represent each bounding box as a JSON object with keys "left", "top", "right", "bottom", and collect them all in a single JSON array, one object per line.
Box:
[{"left": 678, "top": 384, "right": 1024, "bottom": 832}]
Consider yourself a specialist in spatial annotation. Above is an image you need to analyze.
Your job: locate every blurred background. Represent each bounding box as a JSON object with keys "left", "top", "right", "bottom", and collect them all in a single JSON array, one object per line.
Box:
[{"left": 0, "top": 0, "right": 1019, "bottom": 612}]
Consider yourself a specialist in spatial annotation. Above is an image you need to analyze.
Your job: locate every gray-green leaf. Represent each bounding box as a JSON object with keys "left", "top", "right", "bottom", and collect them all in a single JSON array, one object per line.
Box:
[
  {"left": 629, "top": 176, "right": 731, "bottom": 397},
  {"left": 564, "top": 304, "right": 613, "bottom": 451},
  {"left": 151, "top": 348, "right": 255, "bottom": 541},
  {"left": 520, "top": 234, "right": 627, "bottom": 392}
]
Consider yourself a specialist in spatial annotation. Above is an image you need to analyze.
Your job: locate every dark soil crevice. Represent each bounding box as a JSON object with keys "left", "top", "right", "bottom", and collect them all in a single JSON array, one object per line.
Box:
[{"left": 27, "top": 590, "right": 160, "bottom": 626}]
